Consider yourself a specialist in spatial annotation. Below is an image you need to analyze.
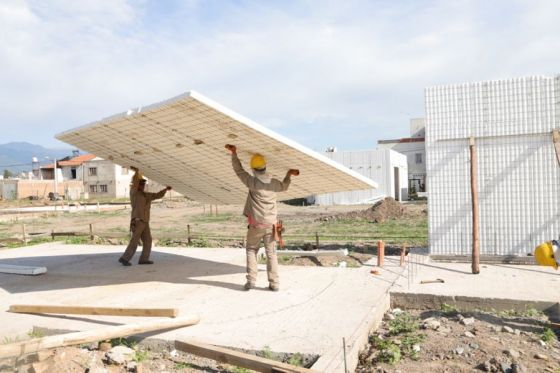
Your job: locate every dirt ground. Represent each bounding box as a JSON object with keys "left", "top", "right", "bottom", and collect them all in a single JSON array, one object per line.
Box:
[
  {"left": 2, "top": 338, "right": 315, "bottom": 373},
  {"left": 357, "top": 308, "right": 560, "bottom": 373}
]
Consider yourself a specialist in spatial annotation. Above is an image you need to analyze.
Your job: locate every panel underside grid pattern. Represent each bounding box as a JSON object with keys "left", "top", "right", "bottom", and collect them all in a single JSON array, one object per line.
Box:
[
  {"left": 57, "top": 93, "right": 375, "bottom": 205},
  {"left": 426, "top": 75, "right": 560, "bottom": 256}
]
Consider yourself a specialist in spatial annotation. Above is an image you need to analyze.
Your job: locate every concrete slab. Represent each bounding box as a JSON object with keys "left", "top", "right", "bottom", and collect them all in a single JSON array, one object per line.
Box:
[
  {"left": 391, "top": 252, "right": 559, "bottom": 315},
  {"left": 0, "top": 243, "right": 402, "bottom": 372}
]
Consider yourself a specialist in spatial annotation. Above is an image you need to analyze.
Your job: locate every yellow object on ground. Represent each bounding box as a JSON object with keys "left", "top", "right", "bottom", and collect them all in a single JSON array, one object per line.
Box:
[{"left": 534, "top": 241, "right": 559, "bottom": 269}]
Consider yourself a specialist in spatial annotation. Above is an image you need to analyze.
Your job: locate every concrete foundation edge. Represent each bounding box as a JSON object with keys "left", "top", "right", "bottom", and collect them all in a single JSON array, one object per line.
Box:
[
  {"left": 390, "top": 292, "right": 560, "bottom": 320},
  {"left": 312, "top": 293, "right": 391, "bottom": 372}
]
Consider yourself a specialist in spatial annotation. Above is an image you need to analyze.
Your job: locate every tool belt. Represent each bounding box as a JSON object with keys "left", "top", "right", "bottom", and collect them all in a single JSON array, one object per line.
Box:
[{"left": 273, "top": 220, "right": 285, "bottom": 248}]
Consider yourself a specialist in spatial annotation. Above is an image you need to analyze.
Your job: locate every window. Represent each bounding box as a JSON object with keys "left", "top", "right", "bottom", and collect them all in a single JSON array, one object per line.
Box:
[
  {"left": 100, "top": 185, "right": 108, "bottom": 193},
  {"left": 89, "top": 185, "right": 97, "bottom": 193},
  {"left": 71, "top": 167, "right": 77, "bottom": 179},
  {"left": 88, "top": 167, "right": 97, "bottom": 176},
  {"left": 415, "top": 153, "right": 423, "bottom": 164}
]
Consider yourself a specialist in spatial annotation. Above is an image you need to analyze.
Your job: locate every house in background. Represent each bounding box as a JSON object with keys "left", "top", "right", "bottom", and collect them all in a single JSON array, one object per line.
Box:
[
  {"left": 82, "top": 157, "right": 135, "bottom": 198},
  {"left": 377, "top": 118, "right": 426, "bottom": 195},
  {"left": 309, "top": 148, "right": 407, "bottom": 205}
]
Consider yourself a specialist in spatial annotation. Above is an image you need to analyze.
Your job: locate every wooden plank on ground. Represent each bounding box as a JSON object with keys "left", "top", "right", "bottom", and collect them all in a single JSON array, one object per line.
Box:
[
  {"left": 174, "top": 340, "right": 318, "bottom": 373},
  {"left": 0, "top": 315, "right": 200, "bottom": 359},
  {"left": 0, "top": 265, "right": 47, "bottom": 276},
  {"left": 9, "top": 305, "right": 178, "bottom": 318}
]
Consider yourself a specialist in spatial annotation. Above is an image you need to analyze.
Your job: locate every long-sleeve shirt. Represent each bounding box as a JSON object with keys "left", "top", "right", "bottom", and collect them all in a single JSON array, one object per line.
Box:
[
  {"left": 232, "top": 153, "right": 291, "bottom": 226},
  {"left": 130, "top": 188, "right": 167, "bottom": 223}
]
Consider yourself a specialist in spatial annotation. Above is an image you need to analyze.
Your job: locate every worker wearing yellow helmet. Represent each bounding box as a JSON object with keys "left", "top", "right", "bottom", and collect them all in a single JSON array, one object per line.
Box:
[
  {"left": 225, "top": 144, "right": 299, "bottom": 291},
  {"left": 534, "top": 240, "right": 559, "bottom": 270}
]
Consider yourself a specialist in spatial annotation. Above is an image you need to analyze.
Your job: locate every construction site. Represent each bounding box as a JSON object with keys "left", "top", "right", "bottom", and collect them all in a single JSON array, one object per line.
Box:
[{"left": 0, "top": 76, "right": 559, "bottom": 373}]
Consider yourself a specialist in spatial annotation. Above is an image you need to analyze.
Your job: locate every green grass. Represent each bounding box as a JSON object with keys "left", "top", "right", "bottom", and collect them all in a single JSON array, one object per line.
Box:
[
  {"left": 261, "top": 345, "right": 274, "bottom": 359},
  {"left": 133, "top": 349, "right": 149, "bottom": 363},
  {"left": 190, "top": 213, "right": 237, "bottom": 223},
  {"left": 4, "top": 236, "right": 58, "bottom": 249},
  {"left": 522, "top": 307, "right": 544, "bottom": 318},
  {"left": 188, "top": 238, "right": 211, "bottom": 247},
  {"left": 440, "top": 303, "right": 459, "bottom": 315},
  {"left": 27, "top": 329, "right": 45, "bottom": 339},
  {"left": 371, "top": 337, "right": 402, "bottom": 365},
  {"left": 541, "top": 328, "right": 557, "bottom": 343},
  {"left": 388, "top": 313, "right": 420, "bottom": 335},
  {"left": 229, "top": 367, "right": 251, "bottom": 373},
  {"left": 287, "top": 352, "right": 304, "bottom": 367},
  {"left": 65, "top": 236, "right": 91, "bottom": 244},
  {"left": 174, "top": 362, "right": 191, "bottom": 370},
  {"left": 110, "top": 337, "right": 137, "bottom": 349}
]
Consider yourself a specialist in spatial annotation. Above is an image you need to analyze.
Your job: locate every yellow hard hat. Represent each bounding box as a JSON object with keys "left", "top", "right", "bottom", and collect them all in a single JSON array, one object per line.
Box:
[
  {"left": 250, "top": 154, "right": 266, "bottom": 170},
  {"left": 534, "top": 241, "right": 558, "bottom": 269}
]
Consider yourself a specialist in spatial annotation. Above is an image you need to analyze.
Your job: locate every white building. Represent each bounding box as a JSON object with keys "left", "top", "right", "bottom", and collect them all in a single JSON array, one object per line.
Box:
[
  {"left": 82, "top": 157, "right": 135, "bottom": 198},
  {"left": 310, "top": 149, "right": 407, "bottom": 205},
  {"left": 378, "top": 118, "right": 426, "bottom": 194},
  {"left": 426, "top": 75, "right": 560, "bottom": 256}
]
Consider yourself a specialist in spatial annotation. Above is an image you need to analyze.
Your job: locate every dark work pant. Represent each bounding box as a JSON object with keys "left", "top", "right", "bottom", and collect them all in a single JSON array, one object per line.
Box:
[{"left": 121, "top": 220, "right": 152, "bottom": 262}]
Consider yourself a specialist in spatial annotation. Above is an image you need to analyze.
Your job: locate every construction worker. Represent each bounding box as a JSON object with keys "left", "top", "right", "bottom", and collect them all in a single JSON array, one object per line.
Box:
[
  {"left": 225, "top": 144, "right": 299, "bottom": 291},
  {"left": 118, "top": 168, "right": 171, "bottom": 266},
  {"left": 534, "top": 240, "right": 559, "bottom": 270}
]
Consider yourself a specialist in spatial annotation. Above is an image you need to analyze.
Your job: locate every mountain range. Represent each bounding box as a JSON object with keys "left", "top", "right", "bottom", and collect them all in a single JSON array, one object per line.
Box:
[{"left": 0, "top": 142, "right": 75, "bottom": 174}]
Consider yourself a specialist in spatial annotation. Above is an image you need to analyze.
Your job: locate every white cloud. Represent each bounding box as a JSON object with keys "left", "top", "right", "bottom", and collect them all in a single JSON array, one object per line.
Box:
[{"left": 1, "top": 0, "right": 560, "bottom": 151}]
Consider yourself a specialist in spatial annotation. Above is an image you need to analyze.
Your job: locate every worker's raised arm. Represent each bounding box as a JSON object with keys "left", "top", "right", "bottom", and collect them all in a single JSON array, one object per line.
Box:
[
  {"left": 226, "top": 144, "right": 253, "bottom": 188},
  {"left": 147, "top": 186, "right": 172, "bottom": 202}
]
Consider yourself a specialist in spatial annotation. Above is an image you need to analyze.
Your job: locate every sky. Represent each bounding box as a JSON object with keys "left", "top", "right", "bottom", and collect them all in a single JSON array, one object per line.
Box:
[{"left": 1, "top": 0, "right": 560, "bottom": 152}]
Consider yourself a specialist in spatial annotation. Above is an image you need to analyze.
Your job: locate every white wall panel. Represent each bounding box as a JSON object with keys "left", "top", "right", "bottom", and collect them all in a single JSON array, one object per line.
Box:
[{"left": 426, "top": 75, "right": 560, "bottom": 255}]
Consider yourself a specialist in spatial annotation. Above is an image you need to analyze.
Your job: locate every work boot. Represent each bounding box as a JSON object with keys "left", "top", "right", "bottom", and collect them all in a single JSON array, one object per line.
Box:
[
  {"left": 244, "top": 282, "right": 255, "bottom": 291},
  {"left": 138, "top": 260, "right": 154, "bottom": 265},
  {"left": 118, "top": 258, "right": 131, "bottom": 266},
  {"left": 269, "top": 284, "right": 279, "bottom": 292}
]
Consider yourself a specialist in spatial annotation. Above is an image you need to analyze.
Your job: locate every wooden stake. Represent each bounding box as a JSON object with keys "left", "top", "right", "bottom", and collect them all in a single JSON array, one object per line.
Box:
[
  {"left": 89, "top": 224, "right": 94, "bottom": 240},
  {"left": 315, "top": 232, "right": 320, "bottom": 250},
  {"left": 187, "top": 225, "right": 192, "bottom": 245},
  {"left": 174, "top": 340, "right": 318, "bottom": 373},
  {"left": 553, "top": 129, "right": 560, "bottom": 166},
  {"left": 377, "top": 240, "right": 385, "bottom": 267},
  {"left": 469, "top": 137, "right": 480, "bottom": 274},
  {"left": 22, "top": 224, "right": 27, "bottom": 246},
  {"left": 400, "top": 244, "right": 406, "bottom": 267},
  {"left": 9, "top": 304, "right": 179, "bottom": 318},
  {"left": 0, "top": 315, "right": 199, "bottom": 359}
]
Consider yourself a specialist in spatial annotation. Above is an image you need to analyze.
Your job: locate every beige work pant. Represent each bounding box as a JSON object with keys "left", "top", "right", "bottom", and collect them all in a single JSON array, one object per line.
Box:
[
  {"left": 121, "top": 219, "right": 152, "bottom": 262},
  {"left": 245, "top": 226, "right": 278, "bottom": 286}
]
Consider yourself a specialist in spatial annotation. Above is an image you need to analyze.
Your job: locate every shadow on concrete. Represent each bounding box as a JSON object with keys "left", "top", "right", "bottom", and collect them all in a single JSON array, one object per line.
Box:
[{"left": 0, "top": 250, "right": 247, "bottom": 294}]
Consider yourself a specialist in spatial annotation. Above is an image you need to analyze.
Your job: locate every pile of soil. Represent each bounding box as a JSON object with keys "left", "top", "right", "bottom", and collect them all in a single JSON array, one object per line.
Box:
[
  {"left": 357, "top": 308, "right": 560, "bottom": 373},
  {"left": 318, "top": 197, "right": 406, "bottom": 223}
]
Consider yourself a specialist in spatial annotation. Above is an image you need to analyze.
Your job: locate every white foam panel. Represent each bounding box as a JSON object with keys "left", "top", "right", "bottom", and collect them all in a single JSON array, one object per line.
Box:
[{"left": 57, "top": 91, "right": 377, "bottom": 204}]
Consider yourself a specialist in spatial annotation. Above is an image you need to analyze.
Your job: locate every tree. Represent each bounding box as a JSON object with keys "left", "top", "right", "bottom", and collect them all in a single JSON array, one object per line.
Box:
[{"left": 3, "top": 169, "right": 13, "bottom": 179}]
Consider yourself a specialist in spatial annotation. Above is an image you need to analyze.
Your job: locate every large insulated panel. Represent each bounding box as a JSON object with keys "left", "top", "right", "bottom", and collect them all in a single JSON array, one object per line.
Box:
[
  {"left": 426, "top": 76, "right": 560, "bottom": 255},
  {"left": 56, "top": 91, "right": 377, "bottom": 205}
]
